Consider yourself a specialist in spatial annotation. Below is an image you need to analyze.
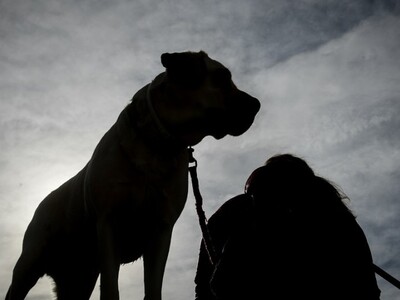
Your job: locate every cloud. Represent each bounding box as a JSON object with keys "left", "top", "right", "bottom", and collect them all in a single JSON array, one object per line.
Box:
[{"left": 1, "top": 0, "right": 399, "bottom": 299}]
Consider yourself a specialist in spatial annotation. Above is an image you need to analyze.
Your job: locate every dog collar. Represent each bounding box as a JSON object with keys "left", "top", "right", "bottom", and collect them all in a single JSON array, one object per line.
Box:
[{"left": 146, "top": 82, "right": 173, "bottom": 141}]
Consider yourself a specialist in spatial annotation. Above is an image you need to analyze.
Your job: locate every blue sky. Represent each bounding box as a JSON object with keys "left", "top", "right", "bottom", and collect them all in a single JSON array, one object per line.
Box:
[{"left": 1, "top": 0, "right": 399, "bottom": 299}]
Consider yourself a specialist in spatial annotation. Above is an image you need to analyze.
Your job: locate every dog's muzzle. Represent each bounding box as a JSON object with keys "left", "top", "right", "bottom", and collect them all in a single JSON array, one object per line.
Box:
[{"left": 226, "top": 92, "right": 260, "bottom": 137}]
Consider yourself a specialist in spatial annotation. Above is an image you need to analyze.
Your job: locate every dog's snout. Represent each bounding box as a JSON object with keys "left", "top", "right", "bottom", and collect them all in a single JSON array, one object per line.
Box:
[
  {"left": 237, "top": 90, "right": 260, "bottom": 114},
  {"left": 223, "top": 91, "right": 260, "bottom": 137},
  {"left": 249, "top": 95, "right": 261, "bottom": 114}
]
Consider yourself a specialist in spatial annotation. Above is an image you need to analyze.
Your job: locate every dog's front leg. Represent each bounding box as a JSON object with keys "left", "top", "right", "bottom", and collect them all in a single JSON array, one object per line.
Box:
[
  {"left": 143, "top": 223, "right": 174, "bottom": 300},
  {"left": 97, "top": 220, "right": 120, "bottom": 300}
]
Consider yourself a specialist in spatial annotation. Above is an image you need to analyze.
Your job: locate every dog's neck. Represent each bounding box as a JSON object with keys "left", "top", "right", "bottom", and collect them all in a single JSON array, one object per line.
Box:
[
  {"left": 122, "top": 84, "right": 185, "bottom": 151},
  {"left": 145, "top": 82, "right": 173, "bottom": 141}
]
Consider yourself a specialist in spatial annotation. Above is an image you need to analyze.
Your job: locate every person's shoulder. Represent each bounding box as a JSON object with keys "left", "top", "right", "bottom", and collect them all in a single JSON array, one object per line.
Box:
[
  {"left": 218, "top": 193, "right": 252, "bottom": 212},
  {"left": 209, "top": 194, "right": 253, "bottom": 225},
  {"left": 206, "top": 194, "right": 253, "bottom": 241}
]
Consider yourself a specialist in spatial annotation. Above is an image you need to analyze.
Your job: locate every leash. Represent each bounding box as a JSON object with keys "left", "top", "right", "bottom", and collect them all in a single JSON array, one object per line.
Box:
[
  {"left": 188, "top": 147, "right": 217, "bottom": 267},
  {"left": 373, "top": 264, "right": 400, "bottom": 289},
  {"left": 187, "top": 147, "right": 400, "bottom": 290}
]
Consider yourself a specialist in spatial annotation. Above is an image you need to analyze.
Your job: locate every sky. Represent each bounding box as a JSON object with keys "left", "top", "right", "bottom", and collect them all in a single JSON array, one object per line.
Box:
[{"left": 0, "top": 0, "right": 399, "bottom": 299}]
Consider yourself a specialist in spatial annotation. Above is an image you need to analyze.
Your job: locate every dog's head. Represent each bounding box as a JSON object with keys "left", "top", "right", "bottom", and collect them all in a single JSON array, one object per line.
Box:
[{"left": 150, "top": 51, "right": 260, "bottom": 146}]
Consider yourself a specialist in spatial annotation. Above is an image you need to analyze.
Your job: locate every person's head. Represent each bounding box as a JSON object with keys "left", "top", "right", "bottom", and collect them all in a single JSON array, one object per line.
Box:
[
  {"left": 245, "top": 154, "right": 351, "bottom": 216},
  {"left": 245, "top": 154, "right": 314, "bottom": 195}
]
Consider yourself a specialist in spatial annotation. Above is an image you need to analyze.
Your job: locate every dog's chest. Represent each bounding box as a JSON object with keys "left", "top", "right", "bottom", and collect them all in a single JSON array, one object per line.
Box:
[
  {"left": 97, "top": 146, "right": 189, "bottom": 223},
  {"left": 126, "top": 159, "right": 188, "bottom": 218},
  {"left": 109, "top": 166, "right": 188, "bottom": 263}
]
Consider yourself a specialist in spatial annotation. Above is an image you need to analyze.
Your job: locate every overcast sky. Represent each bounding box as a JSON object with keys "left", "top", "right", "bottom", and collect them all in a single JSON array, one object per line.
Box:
[{"left": 1, "top": 0, "right": 399, "bottom": 299}]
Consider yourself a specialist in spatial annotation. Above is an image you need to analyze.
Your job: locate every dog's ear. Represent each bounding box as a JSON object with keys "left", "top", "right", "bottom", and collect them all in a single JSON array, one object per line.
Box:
[{"left": 161, "top": 51, "right": 208, "bottom": 88}]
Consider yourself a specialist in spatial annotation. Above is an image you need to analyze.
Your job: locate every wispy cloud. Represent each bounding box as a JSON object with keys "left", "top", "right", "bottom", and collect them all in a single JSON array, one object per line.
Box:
[{"left": 1, "top": 0, "right": 399, "bottom": 299}]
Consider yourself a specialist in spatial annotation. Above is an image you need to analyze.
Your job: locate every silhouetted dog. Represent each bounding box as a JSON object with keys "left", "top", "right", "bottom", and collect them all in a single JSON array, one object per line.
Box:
[{"left": 5, "top": 51, "right": 260, "bottom": 300}]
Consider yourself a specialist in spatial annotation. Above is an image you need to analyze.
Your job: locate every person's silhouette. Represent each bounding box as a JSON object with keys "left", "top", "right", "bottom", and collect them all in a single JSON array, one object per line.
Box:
[{"left": 195, "top": 154, "right": 380, "bottom": 300}]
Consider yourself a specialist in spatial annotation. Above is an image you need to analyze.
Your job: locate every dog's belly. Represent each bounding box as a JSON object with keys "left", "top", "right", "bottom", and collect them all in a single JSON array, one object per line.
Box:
[
  {"left": 115, "top": 218, "right": 148, "bottom": 264},
  {"left": 107, "top": 199, "right": 154, "bottom": 264},
  {"left": 118, "top": 234, "right": 146, "bottom": 264}
]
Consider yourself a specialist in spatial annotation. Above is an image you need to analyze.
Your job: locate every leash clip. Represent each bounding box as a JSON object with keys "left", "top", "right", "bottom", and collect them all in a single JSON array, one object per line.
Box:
[{"left": 188, "top": 146, "right": 197, "bottom": 169}]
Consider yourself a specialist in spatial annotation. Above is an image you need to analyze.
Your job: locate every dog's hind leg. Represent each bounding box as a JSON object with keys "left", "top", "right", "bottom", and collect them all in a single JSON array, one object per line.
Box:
[
  {"left": 6, "top": 200, "right": 53, "bottom": 300},
  {"left": 5, "top": 252, "right": 44, "bottom": 300}
]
